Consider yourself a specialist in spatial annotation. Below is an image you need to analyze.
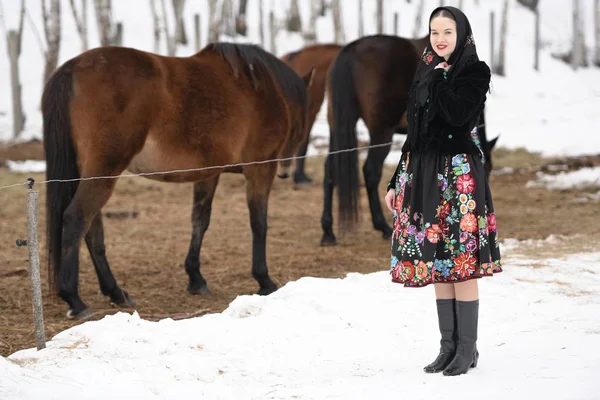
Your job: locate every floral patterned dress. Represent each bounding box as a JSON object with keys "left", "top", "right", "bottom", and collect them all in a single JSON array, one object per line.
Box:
[{"left": 390, "top": 130, "right": 502, "bottom": 287}]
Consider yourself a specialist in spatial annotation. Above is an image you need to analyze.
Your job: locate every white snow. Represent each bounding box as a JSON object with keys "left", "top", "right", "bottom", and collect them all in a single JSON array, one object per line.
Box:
[
  {"left": 526, "top": 166, "right": 600, "bottom": 190},
  {"left": 5, "top": 160, "right": 46, "bottom": 173},
  {"left": 1, "top": 237, "right": 599, "bottom": 400}
]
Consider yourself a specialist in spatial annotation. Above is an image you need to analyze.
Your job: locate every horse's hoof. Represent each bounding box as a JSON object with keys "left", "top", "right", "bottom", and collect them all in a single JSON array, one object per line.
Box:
[
  {"left": 293, "top": 173, "right": 313, "bottom": 186},
  {"left": 188, "top": 283, "right": 212, "bottom": 295},
  {"left": 66, "top": 307, "right": 93, "bottom": 320},
  {"left": 320, "top": 234, "right": 337, "bottom": 246},
  {"left": 109, "top": 289, "right": 136, "bottom": 308},
  {"left": 257, "top": 284, "right": 277, "bottom": 296}
]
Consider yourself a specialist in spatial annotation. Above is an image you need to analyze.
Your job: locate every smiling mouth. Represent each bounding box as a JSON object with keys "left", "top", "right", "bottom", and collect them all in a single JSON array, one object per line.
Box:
[{"left": 437, "top": 45, "right": 447, "bottom": 50}]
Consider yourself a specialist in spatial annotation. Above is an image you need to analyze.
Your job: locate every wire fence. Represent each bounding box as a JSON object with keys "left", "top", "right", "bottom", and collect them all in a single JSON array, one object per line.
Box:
[{"left": 0, "top": 141, "right": 401, "bottom": 191}]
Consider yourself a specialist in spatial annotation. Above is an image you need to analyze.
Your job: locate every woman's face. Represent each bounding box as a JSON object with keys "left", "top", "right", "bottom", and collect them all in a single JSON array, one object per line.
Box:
[{"left": 430, "top": 16, "right": 457, "bottom": 61}]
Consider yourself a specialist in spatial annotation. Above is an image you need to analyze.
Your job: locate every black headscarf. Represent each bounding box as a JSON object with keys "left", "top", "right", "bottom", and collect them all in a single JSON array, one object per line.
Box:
[{"left": 406, "top": 6, "right": 480, "bottom": 144}]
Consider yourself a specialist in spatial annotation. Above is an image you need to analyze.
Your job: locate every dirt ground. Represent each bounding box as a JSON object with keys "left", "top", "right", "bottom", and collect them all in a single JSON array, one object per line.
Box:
[{"left": 1, "top": 141, "right": 599, "bottom": 357}]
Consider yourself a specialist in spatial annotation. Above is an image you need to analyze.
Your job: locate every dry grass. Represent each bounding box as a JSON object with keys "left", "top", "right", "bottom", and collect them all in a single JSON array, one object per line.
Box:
[{"left": 0, "top": 142, "right": 599, "bottom": 356}]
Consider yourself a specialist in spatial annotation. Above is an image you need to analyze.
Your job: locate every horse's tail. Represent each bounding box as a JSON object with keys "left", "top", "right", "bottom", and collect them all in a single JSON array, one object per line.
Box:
[
  {"left": 41, "top": 61, "right": 79, "bottom": 293},
  {"left": 328, "top": 46, "right": 361, "bottom": 231}
]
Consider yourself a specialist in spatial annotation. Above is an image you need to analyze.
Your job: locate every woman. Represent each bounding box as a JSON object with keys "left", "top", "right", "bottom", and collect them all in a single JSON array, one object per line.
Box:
[{"left": 384, "top": 6, "right": 502, "bottom": 376}]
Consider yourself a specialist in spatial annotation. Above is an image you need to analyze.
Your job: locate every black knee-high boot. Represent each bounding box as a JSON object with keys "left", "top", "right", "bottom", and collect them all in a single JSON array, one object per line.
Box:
[
  {"left": 443, "top": 299, "right": 479, "bottom": 376},
  {"left": 423, "top": 299, "right": 458, "bottom": 373}
]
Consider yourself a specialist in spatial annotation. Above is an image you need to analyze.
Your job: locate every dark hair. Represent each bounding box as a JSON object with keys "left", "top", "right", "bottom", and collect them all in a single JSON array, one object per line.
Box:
[{"left": 431, "top": 8, "right": 456, "bottom": 22}]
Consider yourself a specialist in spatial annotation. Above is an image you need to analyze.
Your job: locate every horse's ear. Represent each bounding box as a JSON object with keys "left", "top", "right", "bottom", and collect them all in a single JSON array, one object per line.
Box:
[
  {"left": 302, "top": 67, "right": 316, "bottom": 88},
  {"left": 488, "top": 135, "right": 499, "bottom": 150}
]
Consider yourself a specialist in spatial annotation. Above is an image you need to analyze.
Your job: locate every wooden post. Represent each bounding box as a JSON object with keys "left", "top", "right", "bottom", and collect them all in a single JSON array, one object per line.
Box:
[{"left": 16, "top": 178, "right": 46, "bottom": 351}]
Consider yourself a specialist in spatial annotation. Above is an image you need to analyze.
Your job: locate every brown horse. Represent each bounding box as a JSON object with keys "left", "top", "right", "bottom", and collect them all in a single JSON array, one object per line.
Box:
[
  {"left": 321, "top": 34, "right": 497, "bottom": 245},
  {"left": 281, "top": 43, "right": 342, "bottom": 185},
  {"left": 41, "top": 42, "right": 314, "bottom": 318}
]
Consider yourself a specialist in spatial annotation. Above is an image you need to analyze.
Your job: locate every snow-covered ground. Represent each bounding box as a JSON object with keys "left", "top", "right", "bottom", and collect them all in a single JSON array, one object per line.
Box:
[{"left": 1, "top": 236, "right": 599, "bottom": 400}]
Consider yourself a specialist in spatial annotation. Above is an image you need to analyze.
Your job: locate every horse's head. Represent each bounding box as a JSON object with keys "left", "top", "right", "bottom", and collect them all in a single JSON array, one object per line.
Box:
[{"left": 277, "top": 67, "right": 316, "bottom": 179}]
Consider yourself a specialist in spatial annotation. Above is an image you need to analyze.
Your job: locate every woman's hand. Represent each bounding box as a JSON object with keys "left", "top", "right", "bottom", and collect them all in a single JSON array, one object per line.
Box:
[
  {"left": 385, "top": 189, "right": 395, "bottom": 213},
  {"left": 435, "top": 62, "right": 450, "bottom": 71}
]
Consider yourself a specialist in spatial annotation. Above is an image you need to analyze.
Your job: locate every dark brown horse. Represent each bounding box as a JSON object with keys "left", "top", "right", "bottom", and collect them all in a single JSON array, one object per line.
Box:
[
  {"left": 42, "top": 42, "right": 314, "bottom": 318},
  {"left": 321, "top": 34, "right": 497, "bottom": 245},
  {"left": 281, "top": 43, "right": 342, "bottom": 185}
]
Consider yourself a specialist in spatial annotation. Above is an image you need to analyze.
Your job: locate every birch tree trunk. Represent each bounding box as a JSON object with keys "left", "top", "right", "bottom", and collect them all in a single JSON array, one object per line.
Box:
[
  {"left": 304, "top": 0, "right": 319, "bottom": 43},
  {"left": 69, "top": 0, "right": 88, "bottom": 53},
  {"left": 358, "top": 0, "right": 364, "bottom": 37},
  {"left": 172, "top": 0, "right": 187, "bottom": 44},
  {"left": 160, "top": 0, "right": 176, "bottom": 55},
  {"left": 93, "top": 0, "right": 111, "bottom": 46},
  {"left": 150, "top": 0, "right": 160, "bottom": 53},
  {"left": 496, "top": 0, "right": 508, "bottom": 76},
  {"left": 595, "top": 0, "right": 600, "bottom": 66},
  {"left": 259, "top": 0, "right": 265, "bottom": 46},
  {"left": 42, "top": 0, "right": 62, "bottom": 85},
  {"left": 572, "top": 0, "right": 584, "bottom": 68},
  {"left": 413, "top": 0, "right": 424, "bottom": 38},
  {"left": 221, "top": 0, "right": 235, "bottom": 37},
  {"left": 287, "top": 0, "right": 302, "bottom": 32},
  {"left": 331, "top": 0, "right": 344, "bottom": 43},
  {"left": 208, "top": 0, "right": 219, "bottom": 43},
  {"left": 7, "top": 0, "right": 26, "bottom": 139},
  {"left": 376, "top": 0, "right": 383, "bottom": 34},
  {"left": 236, "top": 0, "right": 248, "bottom": 36}
]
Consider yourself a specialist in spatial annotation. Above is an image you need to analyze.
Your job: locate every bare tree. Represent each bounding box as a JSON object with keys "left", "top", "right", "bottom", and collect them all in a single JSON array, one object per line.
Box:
[
  {"left": 150, "top": 0, "right": 160, "bottom": 52},
  {"left": 4, "top": 0, "right": 27, "bottom": 139},
  {"left": 208, "top": 0, "right": 219, "bottom": 43},
  {"left": 331, "top": 0, "right": 344, "bottom": 43},
  {"left": 235, "top": 0, "right": 248, "bottom": 36},
  {"left": 496, "top": 0, "right": 508, "bottom": 75},
  {"left": 172, "top": 0, "right": 187, "bottom": 44},
  {"left": 516, "top": 0, "right": 538, "bottom": 11},
  {"left": 93, "top": 0, "right": 122, "bottom": 46},
  {"left": 269, "top": 10, "right": 277, "bottom": 54},
  {"left": 413, "top": 0, "right": 425, "bottom": 38},
  {"left": 160, "top": 0, "right": 176, "bottom": 55},
  {"left": 304, "top": 0, "right": 319, "bottom": 43},
  {"left": 358, "top": 0, "right": 364, "bottom": 37},
  {"left": 376, "top": 0, "right": 383, "bottom": 33},
  {"left": 221, "top": 0, "right": 235, "bottom": 37},
  {"left": 69, "top": 0, "right": 89, "bottom": 52},
  {"left": 287, "top": 0, "right": 302, "bottom": 32},
  {"left": 42, "top": 0, "right": 61, "bottom": 85},
  {"left": 194, "top": 13, "right": 201, "bottom": 51},
  {"left": 594, "top": 0, "right": 600, "bottom": 67},
  {"left": 259, "top": 0, "right": 265, "bottom": 46},
  {"left": 571, "top": 0, "right": 586, "bottom": 68}
]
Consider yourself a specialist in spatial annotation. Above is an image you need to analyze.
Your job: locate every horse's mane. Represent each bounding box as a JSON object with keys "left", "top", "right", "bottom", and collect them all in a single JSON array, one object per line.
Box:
[{"left": 206, "top": 42, "right": 306, "bottom": 106}]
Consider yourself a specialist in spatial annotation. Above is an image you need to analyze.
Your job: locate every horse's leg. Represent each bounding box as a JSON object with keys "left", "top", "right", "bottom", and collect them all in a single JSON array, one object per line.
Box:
[
  {"left": 244, "top": 163, "right": 278, "bottom": 295},
  {"left": 320, "top": 154, "right": 336, "bottom": 246},
  {"left": 184, "top": 176, "right": 220, "bottom": 295},
  {"left": 293, "top": 111, "right": 319, "bottom": 186},
  {"left": 60, "top": 179, "right": 118, "bottom": 318},
  {"left": 85, "top": 212, "right": 135, "bottom": 308},
  {"left": 363, "top": 129, "right": 394, "bottom": 239}
]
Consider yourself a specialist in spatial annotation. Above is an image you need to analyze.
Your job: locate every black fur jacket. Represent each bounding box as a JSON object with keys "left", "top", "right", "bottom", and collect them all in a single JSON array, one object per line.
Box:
[{"left": 387, "top": 61, "right": 491, "bottom": 191}]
